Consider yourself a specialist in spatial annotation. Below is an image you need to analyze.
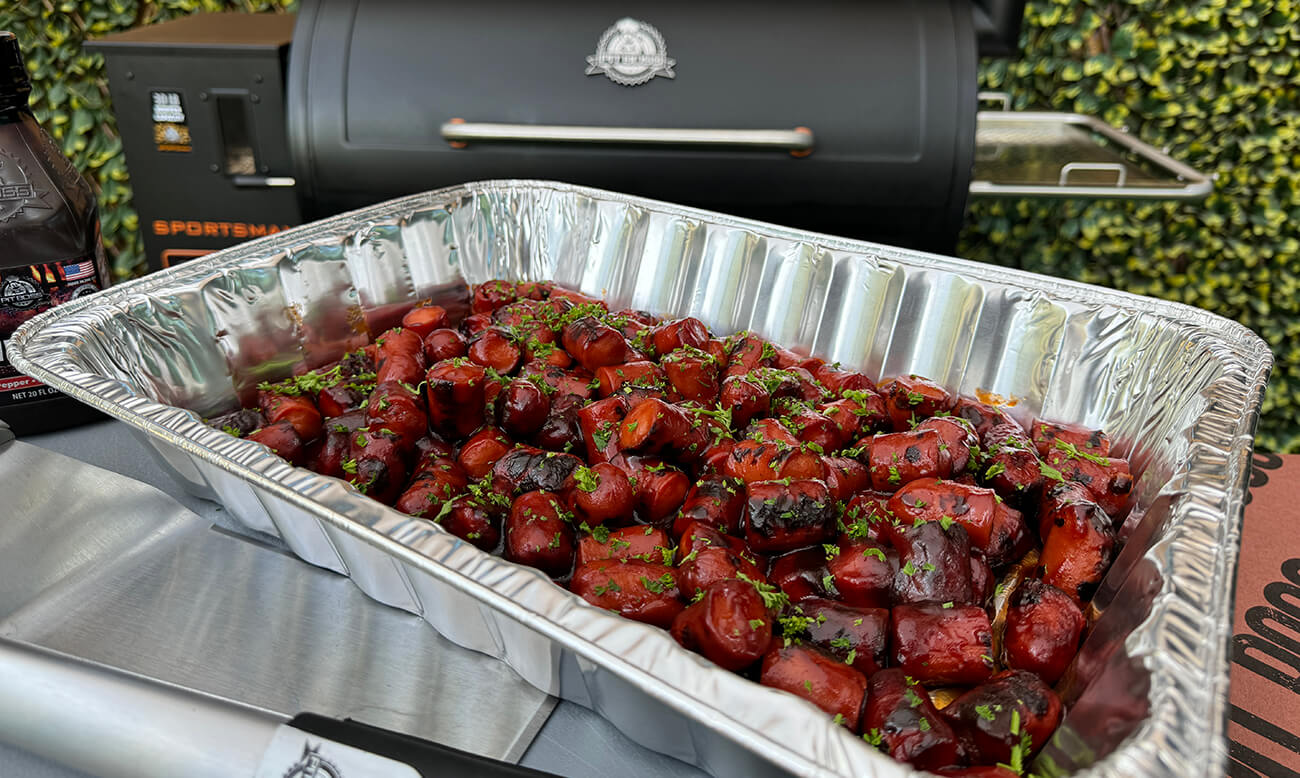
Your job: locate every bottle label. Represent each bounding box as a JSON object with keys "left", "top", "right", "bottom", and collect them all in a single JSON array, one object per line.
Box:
[{"left": 0, "top": 256, "right": 103, "bottom": 405}]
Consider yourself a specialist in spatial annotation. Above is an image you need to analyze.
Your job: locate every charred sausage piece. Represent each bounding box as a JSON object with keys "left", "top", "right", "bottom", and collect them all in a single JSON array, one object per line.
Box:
[
  {"left": 1031, "top": 419, "right": 1110, "bottom": 458},
  {"left": 491, "top": 445, "right": 584, "bottom": 496},
  {"left": 838, "top": 491, "right": 895, "bottom": 544},
  {"left": 466, "top": 327, "right": 523, "bottom": 374},
  {"left": 307, "top": 422, "right": 353, "bottom": 478},
  {"left": 760, "top": 644, "right": 868, "bottom": 732},
  {"left": 396, "top": 457, "right": 468, "bottom": 516},
  {"left": 671, "top": 579, "right": 772, "bottom": 671},
  {"left": 593, "top": 360, "right": 668, "bottom": 398},
  {"left": 678, "top": 546, "right": 767, "bottom": 597},
  {"left": 318, "top": 383, "right": 368, "bottom": 418},
  {"left": 887, "top": 477, "right": 1019, "bottom": 560},
  {"left": 399, "top": 304, "right": 448, "bottom": 339},
  {"left": 565, "top": 463, "right": 636, "bottom": 527},
  {"left": 745, "top": 417, "right": 800, "bottom": 446},
  {"left": 618, "top": 398, "right": 708, "bottom": 461},
  {"left": 347, "top": 427, "right": 408, "bottom": 504},
  {"left": 457, "top": 426, "right": 513, "bottom": 478},
  {"left": 517, "top": 362, "right": 594, "bottom": 401},
  {"left": 496, "top": 378, "right": 551, "bottom": 439},
  {"left": 880, "top": 374, "right": 955, "bottom": 431},
  {"left": 412, "top": 434, "right": 456, "bottom": 462},
  {"left": 723, "top": 332, "right": 776, "bottom": 378},
  {"left": 723, "top": 439, "right": 790, "bottom": 484},
  {"left": 982, "top": 423, "right": 1047, "bottom": 508},
  {"left": 744, "top": 479, "right": 834, "bottom": 554},
  {"left": 768, "top": 548, "right": 831, "bottom": 603},
  {"left": 561, "top": 316, "right": 629, "bottom": 371},
  {"left": 821, "top": 456, "right": 871, "bottom": 502},
  {"left": 1039, "top": 494, "right": 1115, "bottom": 604},
  {"left": 423, "top": 328, "right": 468, "bottom": 363},
  {"left": 941, "top": 670, "right": 1063, "bottom": 766},
  {"left": 915, "top": 416, "right": 980, "bottom": 475},
  {"left": 888, "top": 520, "right": 975, "bottom": 605},
  {"left": 210, "top": 407, "right": 267, "bottom": 437},
  {"left": 504, "top": 490, "right": 576, "bottom": 578},
  {"left": 826, "top": 539, "right": 897, "bottom": 608},
  {"left": 617, "top": 455, "right": 691, "bottom": 526},
  {"left": 676, "top": 520, "right": 748, "bottom": 558},
  {"left": 719, "top": 375, "right": 771, "bottom": 430},
  {"left": 364, "top": 381, "right": 428, "bottom": 452},
  {"left": 258, "top": 390, "right": 323, "bottom": 443},
  {"left": 783, "top": 406, "right": 844, "bottom": 453},
  {"left": 576, "top": 524, "right": 674, "bottom": 567},
  {"left": 672, "top": 476, "right": 746, "bottom": 537},
  {"left": 867, "top": 429, "right": 948, "bottom": 491},
  {"left": 1003, "top": 578, "right": 1085, "bottom": 684},
  {"left": 953, "top": 396, "right": 1016, "bottom": 440},
  {"left": 471, "top": 280, "right": 517, "bottom": 314},
  {"left": 787, "top": 366, "right": 830, "bottom": 403},
  {"left": 425, "top": 359, "right": 487, "bottom": 441},
  {"left": 513, "top": 281, "right": 548, "bottom": 301},
  {"left": 891, "top": 603, "right": 995, "bottom": 686},
  {"left": 796, "top": 597, "right": 890, "bottom": 676},
  {"left": 862, "top": 669, "right": 960, "bottom": 770},
  {"left": 570, "top": 560, "right": 684, "bottom": 627},
  {"left": 696, "top": 439, "right": 736, "bottom": 477},
  {"left": 462, "top": 313, "right": 494, "bottom": 336},
  {"left": 1036, "top": 480, "right": 1094, "bottom": 538},
  {"left": 247, "top": 420, "right": 306, "bottom": 466},
  {"left": 1044, "top": 445, "right": 1134, "bottom": 519},
  {"left": 576, "top": 395, "right": 630, "bottom": 463},
  {"left": 661, "top": 347, "right": 721, "bottom": 405},
  {"left": 374, "top": 327, "right": 427, "bottom": 386},
  {"left": 439, "top": 493, "right": 504, "bottom": 551},
  {"left": 815, "top": 365, "right": 878, "bottom": 396},
  {"left": 651, "top": 317, "right": 711, "bottom": 357},
  {"left": 533, "top": 393, "right": 585, "bottom": 453}
]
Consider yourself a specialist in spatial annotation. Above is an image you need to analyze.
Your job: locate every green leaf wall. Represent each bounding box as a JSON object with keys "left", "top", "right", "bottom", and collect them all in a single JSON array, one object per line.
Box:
[{"left": 3, "top": 1, "right": 1296, "bottom": 449}]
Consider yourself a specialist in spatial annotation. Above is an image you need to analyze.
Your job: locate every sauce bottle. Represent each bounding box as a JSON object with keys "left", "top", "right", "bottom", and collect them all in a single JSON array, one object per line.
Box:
[{"left": 0, "top": 31, "right": 109, "bottom": 435}]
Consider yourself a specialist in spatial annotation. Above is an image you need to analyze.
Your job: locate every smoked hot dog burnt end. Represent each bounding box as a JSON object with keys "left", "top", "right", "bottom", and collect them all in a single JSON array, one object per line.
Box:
[{"left": 208, "top": 280, "right": 1135, "bottom": 773}]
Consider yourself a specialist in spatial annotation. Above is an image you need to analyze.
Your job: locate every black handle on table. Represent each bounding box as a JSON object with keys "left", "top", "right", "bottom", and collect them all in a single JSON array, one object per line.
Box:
[{"left": 288, "top": 713, "right": 559, "bottom": 778}]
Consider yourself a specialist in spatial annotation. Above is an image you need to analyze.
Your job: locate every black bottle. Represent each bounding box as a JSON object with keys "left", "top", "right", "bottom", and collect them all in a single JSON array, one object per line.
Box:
[{"left": 0, "top": 31, "right": 108, "bottom": 435}]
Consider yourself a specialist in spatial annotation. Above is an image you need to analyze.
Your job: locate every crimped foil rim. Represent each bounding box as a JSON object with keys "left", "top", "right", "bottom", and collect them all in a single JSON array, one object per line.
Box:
[{"left": 10, "top": 180, "right": 1272, "bottom": 777}]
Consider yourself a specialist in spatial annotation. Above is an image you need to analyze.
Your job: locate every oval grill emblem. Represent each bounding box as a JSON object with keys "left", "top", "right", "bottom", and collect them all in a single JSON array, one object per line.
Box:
[{"left": 585, "top": 18, "right": 675, "bottom": 86}]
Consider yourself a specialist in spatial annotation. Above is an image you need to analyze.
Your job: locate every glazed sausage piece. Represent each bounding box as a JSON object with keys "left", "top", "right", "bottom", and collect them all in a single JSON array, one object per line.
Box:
[
  {"left": 887, "top": 477, "right": 1027, "bottom": 565},
  {"left": 318, "top": 383, "right": 368, "bottom": 418},
  {"left": 672, "top": 476, "right": 746, "bottom": 538},
  {"left": 888, "top": 520, "right": 975, "bottom": 606},
  {"left": 466, "top": 327, "right": 523, "bottom": 374},
  {"left": 347, "top": 427, "right": 408, "bottom": 505},
  {"left": 258, "top": 389, "right": 323, "bottom": 443},
  {"left": 561, "top": 316, "right": 629, "bottom": 371},
  {"left": 306, "top": 422, "right": 353, "bottom": 478},
  {"left": 891, "top": 603, "right": 995, "bottom": 686},
  {"left": 879, "top": 374, "right": 955, "bottom": 431},
  {"left": 759, "top": 644, "right": 868, "bottom": 732},
  {"left": 794, "top": 597, "right": 890, "bottom": 676},
  {"left": 374, "top": 327, "right": 427, "bottom": 386},
  {"left": 671, "top": 579, "right": 772, "bottom": 671},
  {"left": 981, "top": 423, "right": 1047, "bottom": 508},
  {"left": 518, "top": 362, "right": 594, "bottom": 401},
  {"left": 532, "top": 393, "right": 585, "bottom": 453},
  {"left": 780, "top": 405, "right": 844, "bottom": 453},
  {"left": 504, "top": 490, "right": 576, "bottom": 578},
  {"left": 723, "top": 332, "right": 776, "bottom": 378},
  {"left": 593, "top": 360, "right": 668, "bottom": 398},
  {"left": 618, "top": 398, "right": 708, "bottom": 461},
  {"left": 677, "top": 545, "right": 766, "bottom": 598},
  {"left": 941, "top": 670, "right": 1063, "bottom": 766},
  {"left": 492, "top": 445, "right": 584, "bottom": 496},
  {"left": 838, "top": 491, "right": 895, "bottom": 544},
  {"left": 744, "top": 479, "right": 834, "bottom": 554},
  {"left": 364, "top": 381, "right": 427, "bottom": 452},
  {"left": 570, "top": 560, "right": 684, "bottom": 628},
  {"left": 936, "top": 766, "right": 1020, "bottom": 777},
  {"left": 1039, "top": 492, "right": 1115, "bottom": 604},
  {"left": 576, "top": 395, "right": 630, "bottom": 463},
  {"left": 915, "top": 415, "right": 980, "bottom": 475},
  {"left": 575, "top": 524, "right": 673, "bottom": 567},
  {"left": 970, "top": 553, "right": 995, "bottom": 605},
  {"left": 1031, "top": 419, "right": 1110, "bottom": 459},
  {"left": 768, "top": 547, "right": 831, "bottom": 603},
  {"left": 861, "top": 669, "right": 961, "bottom": 770},
  {"left": 719, "top": 375, "right": 771, "bottom": 430},
  {"left": 439, "top": 493, "right": 504, "bottom": 551},
  {"left": 825, "top": 538, "right": 897, "bottom": 608},
  {"left": 1044, "top": 445, "right": 1134, "bottom": 519},
  {"left": 399, "top": 303, "right": 448, "bottom": 339},
  {"left": 866, "top": 428, "right": 949, "bottom": 491},
  {"left": 209, "top": 407, "right": 266, "bottom": 437},
  {"left": 394, "top": 457, "right": 469, "bottom": 517},
  {"left": 814, "top": 365, "right": 877, "bottom": 396},
  {"left": 457, "top": 426, "right": 513, "bottom": 479},
  {"left": 649, "top": 317, "right": 710, "bottom": 357},
  {"left": 821, "top": 456, "right": 871, "bottom": 502},
  {"left": 564, "top": 463, "right": 636, "bottom": 527},
  {"left": 425, "top": 359, "right": 487, "bottom": 441},
  {"left": 1003, "top": 578, "right": 1085, "bottom": 684},
  {"left": 722, "top": 439, "right": 789, "bottom": 484},
  {"left": 423, "top": 328, "right": 468, "bottom": 363},
  {"left": 496, "top": 378, "right": 551, "bottom": 439},
  {"left": 745, "top": 417, "right": 800, "bottom": 446},
  {"left": 617, "top": 455, "right": 691, "bottom": 526},
  {"left": 952, "top": 396, "right": 1017, "bottom": 440},
  {"left": 661, "top": 347, "right": 721, "bottom": 405},
  {"left": 471, "top": 279, "right": 517, "bottom": 314},
  {"left": 246, "top": 420, "right": 306, "bottom": 466}
]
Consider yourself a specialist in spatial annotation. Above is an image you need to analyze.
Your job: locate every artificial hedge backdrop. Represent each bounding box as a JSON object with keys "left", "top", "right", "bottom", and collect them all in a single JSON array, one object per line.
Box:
[{"left": 2, "top": 1, "right": 1297, "bottom": 450}]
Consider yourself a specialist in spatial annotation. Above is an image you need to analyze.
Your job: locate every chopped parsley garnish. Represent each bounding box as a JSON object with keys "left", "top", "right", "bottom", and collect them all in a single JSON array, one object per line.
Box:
[
  {"left": 901, "top": 560, "right": 917, "bottom": 576},
  {"left": 572, "top": 465, "right": 600, "bottom": 492},
  {"left": 748, "top": 618, "right": 766, "bottom": 630},
  {"left": 1038, "top": 461, "right": 1066, "bottom": 482},
  {"left": 985, "top": 461, "right": 1007, "bottom": 479},
  {"left": 1055, "top": 439, "right": 1109, "bottom": 465}
]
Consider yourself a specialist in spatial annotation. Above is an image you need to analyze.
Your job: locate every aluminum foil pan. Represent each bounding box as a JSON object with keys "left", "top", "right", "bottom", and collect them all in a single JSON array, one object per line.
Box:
[{"left": 11, "top": 181, "right": 1270, "bottom": 777}]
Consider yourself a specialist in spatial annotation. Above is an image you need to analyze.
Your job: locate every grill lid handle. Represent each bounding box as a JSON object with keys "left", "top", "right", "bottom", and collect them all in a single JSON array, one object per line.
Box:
[{"left": 440, "top": 120, "right": 814, "bottom": 156}]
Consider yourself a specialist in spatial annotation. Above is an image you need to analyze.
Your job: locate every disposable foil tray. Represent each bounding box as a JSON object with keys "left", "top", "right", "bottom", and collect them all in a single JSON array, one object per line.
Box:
[{"left": 11, "top": 181, "right": 1271, "bottom": 777}]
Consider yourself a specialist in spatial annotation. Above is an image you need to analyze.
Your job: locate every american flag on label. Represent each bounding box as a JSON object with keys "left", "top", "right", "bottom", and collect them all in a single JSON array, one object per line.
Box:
[{"left": 60, "top": 260, "right": 96, "bottom": 281}]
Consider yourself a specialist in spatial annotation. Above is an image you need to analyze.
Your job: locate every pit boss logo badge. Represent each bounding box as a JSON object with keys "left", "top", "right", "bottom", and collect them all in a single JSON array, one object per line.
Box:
[
  {"left": 0, "top": 150, "right": 48, "bottom": 223},
  {"left": 585, "top": 18, "right": 676, "bottom": 86},
  {"left": 282, "top": 742, "right": 342, "bottom": 778}
]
